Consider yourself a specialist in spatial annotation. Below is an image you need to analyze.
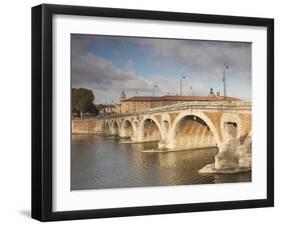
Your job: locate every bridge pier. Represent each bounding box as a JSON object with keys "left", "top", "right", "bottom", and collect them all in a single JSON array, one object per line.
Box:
[
  {"left": 130, "top": 128, "right": 143, "bottom": 142},
  {"left": 119, "top": 128, "right": 127, "bottom": 137},
  {"left": 215, "top": 143, "right": 240, "bottom": 170},
  {"left": 158, "top": 139, "right": 170, "bottom": 149},
  {"left": 199, "top": 137, "right": 251, "bottom": 174},
  {"left": 199, "top": 112, "right": 251, "bottom": 174}
]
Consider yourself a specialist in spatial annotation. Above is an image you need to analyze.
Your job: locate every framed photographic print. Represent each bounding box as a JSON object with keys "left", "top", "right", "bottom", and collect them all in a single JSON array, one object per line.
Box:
[{"left": 32, "top": 4, "right": 274, "bottom": 221}]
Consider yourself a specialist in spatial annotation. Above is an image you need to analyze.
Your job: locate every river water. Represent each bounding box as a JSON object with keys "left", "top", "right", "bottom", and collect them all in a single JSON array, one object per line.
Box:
[{"left": 71, "top": 134, "right": 251, "bottom": 190}]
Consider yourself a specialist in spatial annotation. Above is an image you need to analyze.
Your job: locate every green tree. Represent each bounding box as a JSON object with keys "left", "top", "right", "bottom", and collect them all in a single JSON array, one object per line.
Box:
[
  {"left": 72, "top": 88, "right": 98, "bottom": 117},
  {"left": 85, "top": 103, "right": 99, "bottom": 116}
]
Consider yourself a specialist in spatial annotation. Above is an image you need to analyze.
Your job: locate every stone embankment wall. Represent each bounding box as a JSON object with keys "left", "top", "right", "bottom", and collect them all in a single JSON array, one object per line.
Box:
[{"left": 72, "top": 118, "right": 103, "bottom": 134}]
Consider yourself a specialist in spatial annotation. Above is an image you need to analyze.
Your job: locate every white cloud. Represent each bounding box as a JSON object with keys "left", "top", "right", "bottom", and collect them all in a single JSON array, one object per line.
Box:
[
  {"left": 72, "top": 52, "right": 153, "bottom": 103},
  {"left": 135, "top": 38, "right": 252, "bottom": 81}
]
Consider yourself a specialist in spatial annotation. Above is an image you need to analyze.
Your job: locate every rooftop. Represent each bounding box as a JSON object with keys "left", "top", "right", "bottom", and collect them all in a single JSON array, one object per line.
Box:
[
  {"left": 96, "top": 104, "right": 120, "bottom": 109},
  {"left": 121, "top": 95, "right": 241, "bottom": 102}
]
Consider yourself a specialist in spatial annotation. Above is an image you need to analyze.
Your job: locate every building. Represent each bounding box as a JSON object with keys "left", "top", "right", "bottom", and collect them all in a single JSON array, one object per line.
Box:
[
  {"left": 96, "top": 104, "right": 121, "bottom": 115},
  {"left": 120, "top": 89, "right": 240, "bottom": 113}
]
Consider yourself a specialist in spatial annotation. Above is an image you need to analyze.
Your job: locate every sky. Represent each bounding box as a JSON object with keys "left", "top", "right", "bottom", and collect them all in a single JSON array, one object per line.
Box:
[{"left": 71, "top": 34, "right": 252, "bottom": 104}]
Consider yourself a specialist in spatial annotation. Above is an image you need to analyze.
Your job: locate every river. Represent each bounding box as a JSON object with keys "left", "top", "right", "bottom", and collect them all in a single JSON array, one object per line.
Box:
[{"left": 71, "top": 134, "right": 251, "bottom": 190}]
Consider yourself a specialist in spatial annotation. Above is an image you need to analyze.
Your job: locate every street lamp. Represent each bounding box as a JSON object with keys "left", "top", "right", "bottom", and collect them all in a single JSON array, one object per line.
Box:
[
  {"left": 190, "top": 86, "right": 194, "bottom": 96},
  {"left": 152, "top": 83, "right": 158, "bottom": 96},
  {"left": 222, "top": 64, "right": 229, "bottom": 100},
  {"left": 180, "top": 74, "right": 186, "bottom": 96}
]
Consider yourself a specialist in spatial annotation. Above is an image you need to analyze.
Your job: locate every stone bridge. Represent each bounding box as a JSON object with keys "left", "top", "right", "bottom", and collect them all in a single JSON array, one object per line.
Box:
[{"left": 72, "top": 101, "right": 252, "bottom": 173}]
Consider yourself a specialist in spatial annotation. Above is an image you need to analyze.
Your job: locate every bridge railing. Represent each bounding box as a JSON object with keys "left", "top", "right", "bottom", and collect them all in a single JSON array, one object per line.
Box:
[{"left": 72, "top": 100, "right": 252, "bottom": 121}]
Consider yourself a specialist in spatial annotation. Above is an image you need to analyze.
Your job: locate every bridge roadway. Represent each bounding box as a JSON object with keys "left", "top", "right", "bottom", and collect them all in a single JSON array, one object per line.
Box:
[{"left": 72, "top": 101, "right": 252, "bottom": 174}]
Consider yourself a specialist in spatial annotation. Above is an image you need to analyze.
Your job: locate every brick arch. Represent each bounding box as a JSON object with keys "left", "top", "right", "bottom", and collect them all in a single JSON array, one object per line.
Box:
[
  {"left": 119, "top": 119, "right": 135, "bottom": 138},
  {"left": 139, "top": 116, "right": 163, "bottom": 140},
  {"left": 112, "top": 120, "right": 120, "bottom": 135},
  {"left": 121, "top": 119, "right": 135, "bottom": 131},
  {"left": 169, "top": 111, "right": 222, "bottom": 148}
]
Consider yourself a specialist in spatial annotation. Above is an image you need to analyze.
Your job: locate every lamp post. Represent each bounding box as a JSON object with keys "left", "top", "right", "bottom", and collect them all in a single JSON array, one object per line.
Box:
[
  {"left": 180, "top": 74, "right": 186, "bottom": 96},
  {"left": 152, "top": 83, "right": 158, "bottom": 96},
  {"left": 190, "top": 86, "right": 194, "bottom": 96},
  {"left": 222, "top": 64, "right": 229, "bottom": 100}
]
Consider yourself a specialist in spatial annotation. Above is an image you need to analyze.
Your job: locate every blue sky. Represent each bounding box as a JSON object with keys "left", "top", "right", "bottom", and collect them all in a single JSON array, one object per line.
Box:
[{"left": 72, "top": 34, "right": 251, "bottom": 104}]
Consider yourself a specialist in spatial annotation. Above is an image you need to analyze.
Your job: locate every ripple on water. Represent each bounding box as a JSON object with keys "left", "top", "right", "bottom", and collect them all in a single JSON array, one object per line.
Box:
[{"left": 71, "top": 135, "right": 251, "bottom": 190}]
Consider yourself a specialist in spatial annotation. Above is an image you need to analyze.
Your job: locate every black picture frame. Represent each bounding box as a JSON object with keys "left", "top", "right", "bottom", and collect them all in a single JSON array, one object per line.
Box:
[{"left": 32, "top": 4, "right": 274, "bottom": 222}]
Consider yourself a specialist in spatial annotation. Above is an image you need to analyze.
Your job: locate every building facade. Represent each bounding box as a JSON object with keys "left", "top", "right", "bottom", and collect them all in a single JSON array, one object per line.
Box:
[
  {"left": 120, "top": 89, "right": 240, "bottom": 114},
  {"left": 97, "top": 104, "right": 121, "bottom": 115}
]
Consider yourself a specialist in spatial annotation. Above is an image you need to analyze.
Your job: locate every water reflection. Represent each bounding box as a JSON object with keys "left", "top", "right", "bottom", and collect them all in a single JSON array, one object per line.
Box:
[{"left": 71, "top": 134, "right": 251, "bottom": 190}]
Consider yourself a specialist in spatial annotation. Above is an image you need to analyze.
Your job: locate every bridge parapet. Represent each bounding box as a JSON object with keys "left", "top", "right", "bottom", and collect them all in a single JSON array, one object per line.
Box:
[{"left": 93, "top": 101, "right": 251, "bottom": 120}]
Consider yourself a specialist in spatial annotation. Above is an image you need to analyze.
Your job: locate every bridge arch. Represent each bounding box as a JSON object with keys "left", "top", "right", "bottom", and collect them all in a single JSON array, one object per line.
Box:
[
  {"left": 112, "top": 120, "right": 120, "bottom": 135},
  {"left": 169, "top": 111, "right": 221, "bottom": 149},
  {"left": 140, "top": 116, "right": 163, "bottom": 142},
  {"left": 121, "top": 119, "right": 135, "bottom": 138}
]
